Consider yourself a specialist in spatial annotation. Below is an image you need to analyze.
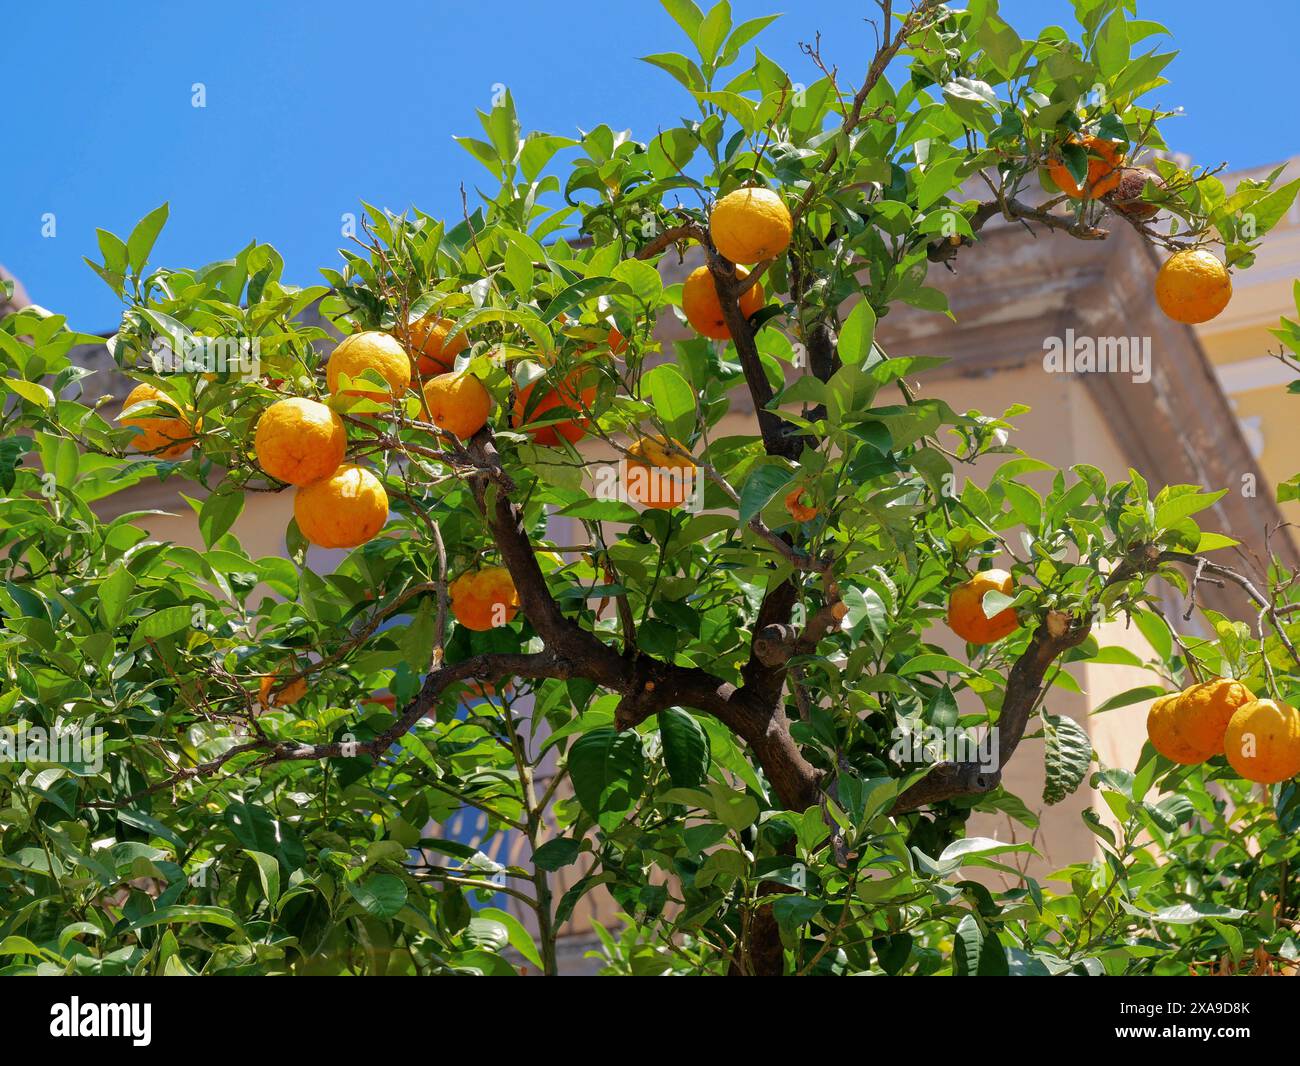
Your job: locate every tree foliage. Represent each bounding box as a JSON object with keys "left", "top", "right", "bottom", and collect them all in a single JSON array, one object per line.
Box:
[{"left": 2, "top": 0, "right": 1300, "bottom": 976}]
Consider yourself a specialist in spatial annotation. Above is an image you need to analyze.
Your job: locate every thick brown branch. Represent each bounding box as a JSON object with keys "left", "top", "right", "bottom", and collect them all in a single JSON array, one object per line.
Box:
[{"left": 891, "top": 609, "right": 1090, "bottom": 813}]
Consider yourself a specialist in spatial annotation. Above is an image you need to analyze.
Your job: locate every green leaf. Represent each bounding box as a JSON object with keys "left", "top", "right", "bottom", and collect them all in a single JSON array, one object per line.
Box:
[
  {"left": 660, "top": 0, "right": 705, "bottom": 42},
  {"left": 127, "top": 203, "right": 169, "bottom": 273},
  {"left": 244, "top": 850, "right": 281, "bottom": 908},
  {"left": 1149, "top": 902, "right": 1247, "bottom": 924},
  {"left": 479, "top": 907, "right": 543, "bottom": 970},
  {"left": 697, "top": 0, "right": 732, "bottom": 63},
  {"left": 347, "top": 874, "right": 408, "bottom": 918},
  {"left": 1042, "top": 710, "right": 1092, "bottom": 805},
  {"left": 641, "top": 52, "right": 706, "bottom": 93},
  {"left": 532, "top": 836, "right": 582, "bottom": 872},
  {"left": 837, "top": 300, "right": 877, "bottom": 365},
  {"left": 99, "top": 567, "right": 136, "bottom": 629},
  {"left": 643, "top": 363, "right": 696, "bottom": 437},
  {"left": 658, "top": 707, "right": 710, "bottom": 788},
  {"left": 612, "top": 257, "right": 664, "bottom": 305},
  {"left": 133, "top": 604, "right": 194, "bottom": 643},
  {"left": 3, "top": 378, "right": 53, "bottom": 408},
  {"left": 705, "top": 782, "right": 758, "bottom": 830},
  {"left": 199, "top": 485, "right": 245, "bottom": 549},
  {"left": 952, "top": 913, "right": 983, "bottom": 976},
  {"left": 772, "top": 895, "right": 822, "bottom": 933},
  {"left": 1091, "top": 684, "right": 1165, "bottom": 714},
  {"left": 568, "top": 728, "right": 646, "bottom": 831},
  {"left": 132, "top": 906, "right": 244, "bottom": 935},
  {"left": 738, "top": 461, "right": 794, "bottom": 524}
]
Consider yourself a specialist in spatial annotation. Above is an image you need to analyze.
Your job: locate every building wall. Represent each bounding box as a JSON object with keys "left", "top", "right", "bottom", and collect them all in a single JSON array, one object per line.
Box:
[{"left": 1197, "top": 156, "right": 1300, "bottom": 530}]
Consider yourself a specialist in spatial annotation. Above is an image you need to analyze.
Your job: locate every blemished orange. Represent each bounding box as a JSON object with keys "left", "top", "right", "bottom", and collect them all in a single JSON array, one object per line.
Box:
[
  {"left": 1046, "top": 135, "right": 1124, "bottom": 199},
  {"left": 407, "top": 315, "right": 468, "bottom": 376},
  {"left": 784, "top": 487, "right": 818, "bottom": 522},
  {"left": 682, "top": 266, "right": 764, "bottom": 340},
  {"left": 624, "top": 435, "right": 697, "bottom": 510},
  {"left": 423, "top": 373, "right": 491, "bottom": 440},
  {"left": 946, "top": 569, "right": 1019, "bottom": 645},
  {"left": 709, "top": 186, "right": 793, "bottom": 264},
  {"left": 254, "top": 397, "right": 347, "bottom": 485},
  {"left": 1146, "top": 692, "right": 1213, "bottom": 765},
  {"left": 450, "top": 566, "right": 520, "bottom": 631},
  {"left": 514, "top": 368, "right": 597, "bottom": 447},
  {"left": 1174, "top": 677, "right": 1256, "bottom": 756},
  {"left": 294, "top": 464, "right": 388, "bottom": 549},
  {"left": 119, "top": 383, "right": 198, "bottom": 459},
  {"left": 260, "top": 674, "right": 308, "bottom": 709},
  {"left": 1111, "top": 166, "right": 1162, "bottom": 220},
  {"left": 327, "top": 331, "right": 411, "bottom": 400},
  {"left": 1224, "top": 698, "right": 1300, "bottom": 784},
  {"left": 1154, "top": 249, "right": 1232, "bottom": 324}
]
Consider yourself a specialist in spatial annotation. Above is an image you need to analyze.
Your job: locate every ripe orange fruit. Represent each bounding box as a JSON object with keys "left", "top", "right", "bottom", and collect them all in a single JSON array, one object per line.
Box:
[
  {"left": 607, "top": 326, "right": 628, "bottom": 355},
  {"left": 1110, "top": 166, "right": 1162, "bottom": 220},
  {"left": 326, "top": 331, "right": 411, "bottom": 401},
  {"left": 407, "top": 315, "right": 468, "bottom": 376},
  {"left": 1146, "top": 692, "right": 1213, "bottom": 765},
  {"left": 709, "top": 187, "right": 793, "bottom": 264},
  {"left": 119, "top": 383, "right": 198, "bottom": 459},
  {"left": 294, "top": 464, "right": 388, "bottom": 548},
  {"left": 1224, "top": 698, "right": 1300, "bottom": 784},
  {"left": 624, "top": 435, "right": 697, "bottom": 510},
  {"left": 423, "top": 373, "right": 491, "bottom": 440},
  {"left": 450, "top": 566, "right": 520, "bottom": 631},
  {"left": 514, "top": 367, "right": 597, "bottom": 447},
  {"left": 682, "top": 266, "right": 764, "bottom": 340},
  {"left": 1174, "top": 677, "right": 1256, "bottom": 756},
  {"left": 784, "top": 487, "right": 818, "bottom": 522},
  {"left": 1046, "top": 135, "right": 1124, "bottom": 199},
  {"left": 946, "top": 569, "right": 1019, "bottom": 645},
  {"left": 1154, "top": 249, "right": 1232, "bottom": 324},
  {"left": 254, "top": 397, "right": 347, "bottom": 485},
  {"left": 260, "top": 674, "right": 308, "bottom": 709}
]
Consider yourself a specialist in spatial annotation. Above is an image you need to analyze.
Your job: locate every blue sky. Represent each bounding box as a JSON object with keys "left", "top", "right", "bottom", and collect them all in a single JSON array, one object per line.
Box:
[{"left": 4, "top": 0, "right": 1295, "bottom": 330}]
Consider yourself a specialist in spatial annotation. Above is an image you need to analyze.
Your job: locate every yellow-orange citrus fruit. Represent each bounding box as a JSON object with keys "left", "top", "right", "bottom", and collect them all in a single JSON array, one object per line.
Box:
[
  {"left": 607, "top": 326, "right": 628, "bottom": 355},
  {"left": 423, "top": 373, "right": 491, "bottom": 440},
  {"left": 625, "top": 435, "right": 697, "bottom": 510},
  {"left": 710, "top": 186, "right": 793, "bottom": 264},
  {"left": 254, "top": 397, "right": 347, "bottom": 485},
  {"left": 946, "top": 569, "right": 1019, "bottom": 645},
  {"left": 294, "top": 464, "right": 388, "bottom": 549},
  {"left": 1224, "top": 698, "right": 1300, "bottom": 784},
  {"left": 514, "top": 368, "right": 597, "bottom": 447},
  {"left": 784, "top": 487, "right": 818, "bottom": 522},
  {"left": 407, "top": 315, "right": 468, "bottom": 377},
  {"left": 1173, "top": 677, "right": 1256, "bottom": 756},
  {"left": 450, "top": 566, "right": 520, "bottom": 631},
  {"left": 1046, "top": 135, "right": 1124, "bottom": 199},
  {"left": 260, "top": 674, "right": 308, "bottom": 708},
  {"left": 326, "top": 331, "right": 411, "bottom": 400},
  {"left": 1154, "top": 249, "right": 1232, "bottom": 324},
  {"left": 119, "top": 383, "right": 198, "bottom": 459},
  {"left": 1146, "top": 692, "right": 1213, "bottom": 765},
  {"left": 682, "top": 266, "right": 764, "bottom": 340}
]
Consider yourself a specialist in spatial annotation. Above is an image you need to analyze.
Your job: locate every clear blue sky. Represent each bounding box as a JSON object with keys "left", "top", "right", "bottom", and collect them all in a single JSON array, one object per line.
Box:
[{"left": 4, "top": 0, "right": 1295, "bottom": 330}]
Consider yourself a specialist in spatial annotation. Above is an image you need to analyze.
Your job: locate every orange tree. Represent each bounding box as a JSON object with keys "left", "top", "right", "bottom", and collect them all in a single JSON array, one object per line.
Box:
[{"left": 2, "top": 0, "right": 1299, "bottom": 976}]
